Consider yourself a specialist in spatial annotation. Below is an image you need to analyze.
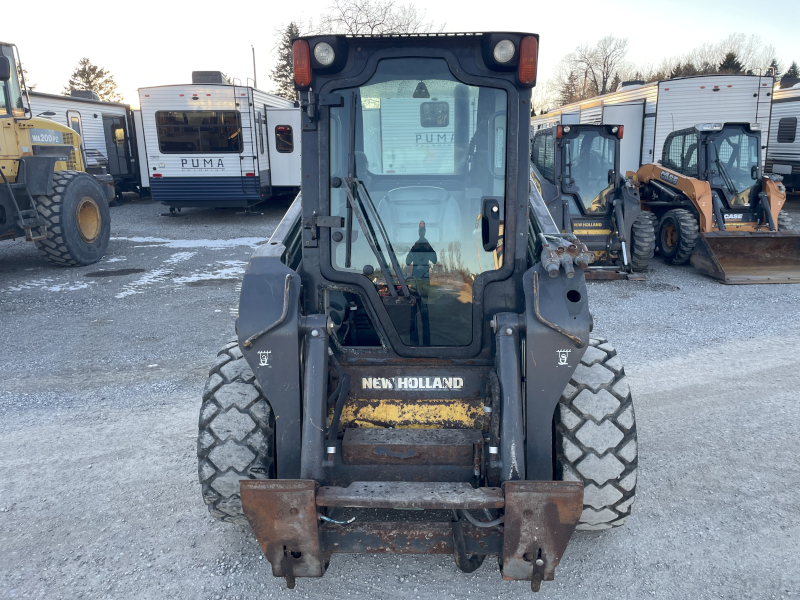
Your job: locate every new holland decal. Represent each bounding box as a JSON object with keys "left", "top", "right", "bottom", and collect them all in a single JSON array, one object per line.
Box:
[{"left": 362, "top": 376, "right": 464, "bottom": 390}]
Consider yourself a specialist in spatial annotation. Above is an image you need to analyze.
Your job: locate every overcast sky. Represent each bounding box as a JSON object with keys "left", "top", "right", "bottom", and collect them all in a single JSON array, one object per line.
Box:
[{"left": 3, "top": 0, "right": 798, "bottom": 107}]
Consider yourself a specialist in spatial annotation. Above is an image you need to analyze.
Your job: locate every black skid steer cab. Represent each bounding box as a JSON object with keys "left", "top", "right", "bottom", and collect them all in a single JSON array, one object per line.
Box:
[
  {"left": 531, "top": 124, "right": 656, "bottom": 280},
  {"left": 198, "top": 33, "right": 638, "bottom": 593}
]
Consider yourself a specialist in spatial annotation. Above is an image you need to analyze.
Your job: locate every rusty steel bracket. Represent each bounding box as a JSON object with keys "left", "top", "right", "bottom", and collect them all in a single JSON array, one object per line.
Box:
[
  {"left": 501, "top": 481, "right": 584, "bottom": 592},
  {"left": 240, "top": 480, "right": 325, "bottom": 588}
]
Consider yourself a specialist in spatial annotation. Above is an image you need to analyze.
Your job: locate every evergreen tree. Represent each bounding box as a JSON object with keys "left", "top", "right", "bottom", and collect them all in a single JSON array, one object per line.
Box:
[
  {"left": 271, "top": 22, "right": 301, "bottom": 101},
  {"left": 718, "top": 52, "right": 744, "bottom": 74},
  {"left": 785, "top": 61, "right": 799, "bottom": 78},
  {"left": 63, "top": 58, "right": 122, "bottom": 102},
  {"left": 670, "top": 63, "right": 683, "bottom": 79},
  {"left": 769, "top": 58, "right": 782, "bottom": 77}
]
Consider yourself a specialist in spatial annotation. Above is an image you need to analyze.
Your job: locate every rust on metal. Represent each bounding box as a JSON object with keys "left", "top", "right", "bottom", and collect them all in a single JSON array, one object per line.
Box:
[
  {"left": 320, "top": 521, "right": 501, "bottom": 555},
  {"left": 317, "top": 481, "right": 504, "bottom": 509},
  {"left": 532, "top": 271, "right": 585, "bottom": 347},
  {"left": 240, "top": 480, "right": 324, "bottom": 584},
  {"left": 342, "top": 428, "right": 483, "bottom": 466},
  {"left": 501, "top": 481, "right": 583, "bottom": 592},
  {"left": 691, "top": 232, "right": 800, "bottom": 284}
]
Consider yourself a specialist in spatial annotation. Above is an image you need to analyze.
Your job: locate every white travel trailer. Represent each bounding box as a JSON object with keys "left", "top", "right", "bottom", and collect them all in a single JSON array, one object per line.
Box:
[
  {"left": 138, "top": 73, "right": 300, "bottom": 212},
  {"left": 29, "top": 90, "right": 141, "bottom": 198},
  {"left": 765, "top": 79, "right": 800, "bottom": 191},
  {"left": 531, "top": 74, "right": 774, "bottom": 174}
]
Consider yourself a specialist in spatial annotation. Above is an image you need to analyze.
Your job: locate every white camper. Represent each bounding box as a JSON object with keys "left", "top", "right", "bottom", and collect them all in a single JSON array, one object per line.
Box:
[
  {"left": 765, "top": 79, "right": 800, "bottom": 191},
  {"left": 29, "top": 90, "right": 140, "bottom": 198},
  {"left": 531, "top": 74, "right": 774, "bottom": 175},
  {"left": 138, "top": 73, "right": 300, "bottom": 212}
]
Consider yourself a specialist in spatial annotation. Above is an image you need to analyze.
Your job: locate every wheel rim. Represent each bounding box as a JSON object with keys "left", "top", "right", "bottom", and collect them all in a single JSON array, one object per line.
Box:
[
  {"left": 76, "top": 196, "right": 102, "bottom": 243},
  {"left": 661, "top": 221, "right": 677, "bottom": 253}
]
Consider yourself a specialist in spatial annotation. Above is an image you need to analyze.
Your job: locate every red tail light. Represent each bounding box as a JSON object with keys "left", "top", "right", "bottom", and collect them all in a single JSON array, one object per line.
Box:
[
  {"left": 556, "top": 125, "right": 563, "bottom": 139},
  {"left": 518, "top": 36, "right": 538, "bottom": 86},
  {"left": 152, "top": 173, "right": 162, "bottom": 178},
  {"left": 617, "top": 125, "right": 624, "bottom": 139},
  {"left": 245, "top": 172, "right": 255, "bottom": 177},
  {"left": 293, "top": 39, "right": 312, "bottom": 89}
]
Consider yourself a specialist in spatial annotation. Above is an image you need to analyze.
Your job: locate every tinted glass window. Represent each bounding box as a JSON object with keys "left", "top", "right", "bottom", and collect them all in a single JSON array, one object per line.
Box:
[
  {"left": 156, "top": 110, "right": 242, "bottom": 153},
  {"left": 275, "top": 125, "right": 293, "bottom": 153},
  {"left": 420, "top": 101, "right": 450, "bottom": 127},
  {"left": 777, "top": 117, "right": 797, "bottom": 143},
  {"left": 542, "top": 133, "right": 555, "bottom": 184},
  {"left": 663, "top": 134, "right": 683, "bottom": 171},
  {"left": 563, "top": 131, "right": 616, "bottom": 213}
]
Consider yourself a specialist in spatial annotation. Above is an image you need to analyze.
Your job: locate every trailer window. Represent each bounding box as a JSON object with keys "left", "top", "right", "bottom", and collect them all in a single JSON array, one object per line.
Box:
[
  {"left": 155, "top": 110, "right": 242, "bottom": 153},
  {"left": 275, "top": 125, "right": 293, "bottom": 153},
  {"left": 777, "top": 117, "right": 797, "bottom": 144}
]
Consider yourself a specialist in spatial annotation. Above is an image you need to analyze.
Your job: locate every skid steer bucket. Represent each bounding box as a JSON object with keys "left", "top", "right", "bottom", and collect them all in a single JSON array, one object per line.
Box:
[{"left": 690, "top": 232, "right": 800, "bottom": 284}]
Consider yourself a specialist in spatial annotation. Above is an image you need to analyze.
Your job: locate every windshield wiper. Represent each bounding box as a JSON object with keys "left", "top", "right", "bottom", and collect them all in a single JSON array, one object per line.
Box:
[
  {"left": 710, "top": 143, "right": 737, "bottom": 195},
  {"left": 343, "top": 92, "right": 411, "bottom": 301}
]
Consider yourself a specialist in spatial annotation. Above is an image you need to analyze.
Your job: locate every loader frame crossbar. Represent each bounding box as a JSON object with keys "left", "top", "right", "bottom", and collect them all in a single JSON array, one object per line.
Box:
[{"left": 240, "top": 479, "right": 583, "bottom": 592}]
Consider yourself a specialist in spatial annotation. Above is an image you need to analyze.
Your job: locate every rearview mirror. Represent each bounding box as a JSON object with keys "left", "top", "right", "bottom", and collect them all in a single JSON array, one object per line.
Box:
[{"left": 0, "top": 56, "right": 10, "bottom": 81}]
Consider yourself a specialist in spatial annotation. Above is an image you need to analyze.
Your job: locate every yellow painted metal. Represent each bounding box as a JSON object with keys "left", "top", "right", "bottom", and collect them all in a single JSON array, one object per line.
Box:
[{"left": 339, "top": 397, "right": 486, "bottom": 430}]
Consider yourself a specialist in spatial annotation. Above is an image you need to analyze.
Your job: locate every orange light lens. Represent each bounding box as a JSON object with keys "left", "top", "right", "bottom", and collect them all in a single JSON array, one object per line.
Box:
[
  {"left": 292, "top": 40, "right": 312, "bottom": 88},
  {"left": 518, "top": 36, "right": 538, "bottom": 86},
  {"left": 617, "top": 125, "right": 624, "bottom": 139},
  {"left": 556, "top": 125, "right": 563, "bottom": 139}
]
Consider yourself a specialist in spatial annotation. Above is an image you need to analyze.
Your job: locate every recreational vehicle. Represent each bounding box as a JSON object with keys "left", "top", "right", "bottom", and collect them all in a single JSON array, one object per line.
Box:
[
  {"left": 138, "top": 73, "right": 300, "bottom": 213},
  {"left": 531, "top": 74, "right": 775, "bottom": 174},
  {"left": 29, "top": 90, "right": 141, "bottom": 200},
  {"left": 765, "top": 79, "right": 800, "bottom": 191}
]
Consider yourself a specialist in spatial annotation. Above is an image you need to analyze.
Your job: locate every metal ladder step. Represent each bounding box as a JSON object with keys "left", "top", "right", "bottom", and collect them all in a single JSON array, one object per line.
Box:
[
  {"left": 316, "top": 481, "right": 504, "bottom": 510},
  {"left": 341, "top": 428, "right": 484, "bottom": 466}
]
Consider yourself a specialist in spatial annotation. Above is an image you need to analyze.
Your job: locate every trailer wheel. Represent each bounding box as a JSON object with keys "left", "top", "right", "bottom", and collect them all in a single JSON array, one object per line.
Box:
[
  {"left": 658, "top": 209, "right": 698, "bottom": 265},
  {"left": 33, "top": 171, "right": 110, "bottom": 266},
  {"left": 777, "top": 210, "right": 794, "bottom": 232},
  {"left": 629, "top": 211, "right": 657, "bottom": 271},
  {"left": 198, "top": 340, "right": 275, "bottom": 525},
  {"left": 555, "top": 337, "right": 637, "bottom": 530}
]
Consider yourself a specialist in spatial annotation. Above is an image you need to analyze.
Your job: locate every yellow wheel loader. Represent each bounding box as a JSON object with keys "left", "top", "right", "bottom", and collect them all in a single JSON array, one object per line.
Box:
[
  {"left": 1, "top": 42, "right": 114, "bottom": 266},
  {"left": 634, "top": 122, "right": 800, "bottom": 284}
]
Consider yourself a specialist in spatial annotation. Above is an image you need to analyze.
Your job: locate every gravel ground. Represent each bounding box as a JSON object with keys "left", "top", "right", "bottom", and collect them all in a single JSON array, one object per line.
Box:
[{"left": 1, "top": 196, "right": 799, "bottom": 600}]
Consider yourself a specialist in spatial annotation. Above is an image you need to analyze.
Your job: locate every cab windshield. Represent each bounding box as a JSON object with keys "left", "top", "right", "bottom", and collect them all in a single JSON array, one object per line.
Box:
[
  {"left": 0, "top": 45, "right": 24, "bottom": 117},
  {"left": 329, "top": 58, "right": 507, "bottom": 347},
  {"left": 562, "top": 130, "right": 616, "bottom": 213},
  {"left": 707, "top": 129, "right": 760, "bottom": 206}
]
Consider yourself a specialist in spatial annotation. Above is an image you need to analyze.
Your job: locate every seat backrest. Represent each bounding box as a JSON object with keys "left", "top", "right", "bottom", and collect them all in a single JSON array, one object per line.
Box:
[{"left": 376, "top": 186, "right": 462, "bottom": 248}]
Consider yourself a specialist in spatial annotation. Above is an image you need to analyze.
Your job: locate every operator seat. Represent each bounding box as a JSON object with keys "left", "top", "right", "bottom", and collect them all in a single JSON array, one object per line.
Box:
[{"left": 375, "top": 186, "right": 463, "bottom": 249}]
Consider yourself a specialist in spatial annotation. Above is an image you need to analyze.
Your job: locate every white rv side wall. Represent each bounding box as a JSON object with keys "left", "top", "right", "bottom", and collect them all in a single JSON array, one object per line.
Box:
[
  {"left": 579, "top": 105, "right": 602, "bottom": 124},
  {"left": 602, "top": 102, "right": 645, "bottom": 174},
  {"left": 766, "top": 85, "right": 800, "bottom": 174},
  {"left": 653, "top": 76, "right": 765, "bottom": 163},
  {"left": 265, "top": 108, "right": 302, "bottom": 187},
  {"left": 29, "top": 94, "right": 126, "bottom": 162},
  {"left": 132, "top": 109, "right": 149, "bottom": 188},
  {"left": 641, "top": 117, "right": 656, "bottom": 164}
]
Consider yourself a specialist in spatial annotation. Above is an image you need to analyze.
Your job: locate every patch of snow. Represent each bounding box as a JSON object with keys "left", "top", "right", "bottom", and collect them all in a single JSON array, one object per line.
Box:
[
  {"left": 115, "top": 268, "right": 173, "bottom": 299},
  {"left": 164, "top": 252, "right": 197, "bottom": 265},
  {"left": 111, "top": 236, "right": 263, "bottom": 249},
  {"left": 104, "top": 257, "right": 127, "bottom": 263},
  {"left": 2, "top": 278, "right": 94, "bottom": 293},
  {"left": 173, "top": 262, "right": 247, "bottom": 284}
]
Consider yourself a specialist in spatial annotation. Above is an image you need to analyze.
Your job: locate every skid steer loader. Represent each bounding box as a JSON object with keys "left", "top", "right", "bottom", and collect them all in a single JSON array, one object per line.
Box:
[
  {"left": 198, "top": 33, "right": 638, "bottom": 593},
  {"left": 635, "top": 122, "right": 800, "bottom": 283},
  {"left": 0, "top": 41, "right": 113, "bottom": 266},
  {"left": 531, "top": 124, "right": 656, "bottom": 279}
]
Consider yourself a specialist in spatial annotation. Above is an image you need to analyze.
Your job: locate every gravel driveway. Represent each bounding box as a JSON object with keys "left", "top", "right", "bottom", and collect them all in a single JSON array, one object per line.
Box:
[{"left": 1, "top": 196, "right": 798, "bottom": 600}]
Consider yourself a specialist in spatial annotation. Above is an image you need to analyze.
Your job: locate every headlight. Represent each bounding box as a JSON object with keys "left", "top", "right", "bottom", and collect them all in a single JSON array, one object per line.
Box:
[
  {"left": 493, "top": 40, "right": 515, "bottom": 63},
  {"left": 314, "top": 42, "right": 335, "bottom": 66},
  {"left": 563, "top": 125, "right": 571, "bottom": 133},
  {"left": 751, "top": 122, "right": 761, "bottom": 130}
]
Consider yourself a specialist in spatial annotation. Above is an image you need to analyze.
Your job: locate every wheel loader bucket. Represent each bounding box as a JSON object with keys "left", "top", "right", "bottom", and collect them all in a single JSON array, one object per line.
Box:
[{"left": 690, "top": 232, "right": 800, "bottom": 284}]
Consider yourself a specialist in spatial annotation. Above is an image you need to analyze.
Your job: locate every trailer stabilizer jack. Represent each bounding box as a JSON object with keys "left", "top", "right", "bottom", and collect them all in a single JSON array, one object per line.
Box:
[{"left": 241, "top": 479, "right": 583, "bottom": 592}]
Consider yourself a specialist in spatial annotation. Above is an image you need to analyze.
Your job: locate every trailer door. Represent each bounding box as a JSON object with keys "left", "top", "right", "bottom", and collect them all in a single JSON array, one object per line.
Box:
[
  {"left": 103, "top": 115, "right": 131, "bottom": 176},
  {"left": 266, "top": 108, "right": 301, "bottom": 187},
  {"left": 602, "top": 101, "right": 645, "bottom": 174}
]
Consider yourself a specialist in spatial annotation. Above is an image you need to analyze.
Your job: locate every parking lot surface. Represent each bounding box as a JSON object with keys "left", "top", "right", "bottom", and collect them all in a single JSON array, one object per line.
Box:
[{"left": 1, "top": 197, "right": 799, "bottom": 600}]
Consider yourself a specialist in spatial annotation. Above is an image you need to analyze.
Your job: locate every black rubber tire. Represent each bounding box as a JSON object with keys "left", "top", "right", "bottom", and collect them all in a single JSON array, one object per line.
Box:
[
  {"left": 198, "top": 340, "right": 275, "bottom": 525},
  {"left": 555, "top": 337, "right": 637, "bottom": 530},
  {"left": 629, "top": 211, "right": 657, "bottom": 271},
  {"left": 777, "top": 210, "right": 794, "bottom": 232},
  {"left": 34, "top": 171, "right": 111, "bottom": 266},
  {"left": 658, "top": 208, "right": 698, "bottom": 265}
]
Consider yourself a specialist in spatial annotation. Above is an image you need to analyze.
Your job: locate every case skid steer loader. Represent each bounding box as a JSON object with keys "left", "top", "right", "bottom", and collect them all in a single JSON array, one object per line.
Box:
[
  {"left": 635, "top": 122, "right": 800, "bottom": 284},
  {"left": 531, "top": 124, "right": 656, "bottom": 279},
  {"left": 198, "top": 33, "right": 639, "bottom": 593},
  {"left": 0, "top": 42, "right": 113, "bottom": 266}
]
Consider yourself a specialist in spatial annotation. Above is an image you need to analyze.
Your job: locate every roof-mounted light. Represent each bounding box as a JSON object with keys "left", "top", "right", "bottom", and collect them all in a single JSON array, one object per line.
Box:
[
  {"left": 493, "top": 40, "right": 515, "bottom": 64},
  {"left": 292, "top": 39, "right": 311, "bottom": 89},
  {"left": 314, "top": 42, "right": 335, "bottom": 67},
  {"left": 518, "top": 36, "right": 538, "bottom": 87},
  {"left": 751, "top": 122, "right": 761, "bottom": 130}
]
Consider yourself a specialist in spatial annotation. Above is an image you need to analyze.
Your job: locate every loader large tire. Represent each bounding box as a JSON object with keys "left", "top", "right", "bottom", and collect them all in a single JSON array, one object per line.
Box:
[
  {"left": 629, "top": 211, "right": 657, "bottom": 271},
  {"left": 198, "top": 340, "right": 275, "bottom": 525},
  {"left": 658, "top": 208, "right": 698, "bottom": 265},
  {"left": 34, "top": 171, "right": 110, "bottom": 266},
  {"left": 555, "top": 337, "right": 637, "bottom": 530}
]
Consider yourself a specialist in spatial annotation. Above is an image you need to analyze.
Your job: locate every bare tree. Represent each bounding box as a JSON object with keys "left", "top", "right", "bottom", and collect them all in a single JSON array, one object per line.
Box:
[
  {"left": 553, "top": 36, "right": 631, "bottom": 103},
  {"left": 315, "top": 0, "right": 443, "bottom": 35}
]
